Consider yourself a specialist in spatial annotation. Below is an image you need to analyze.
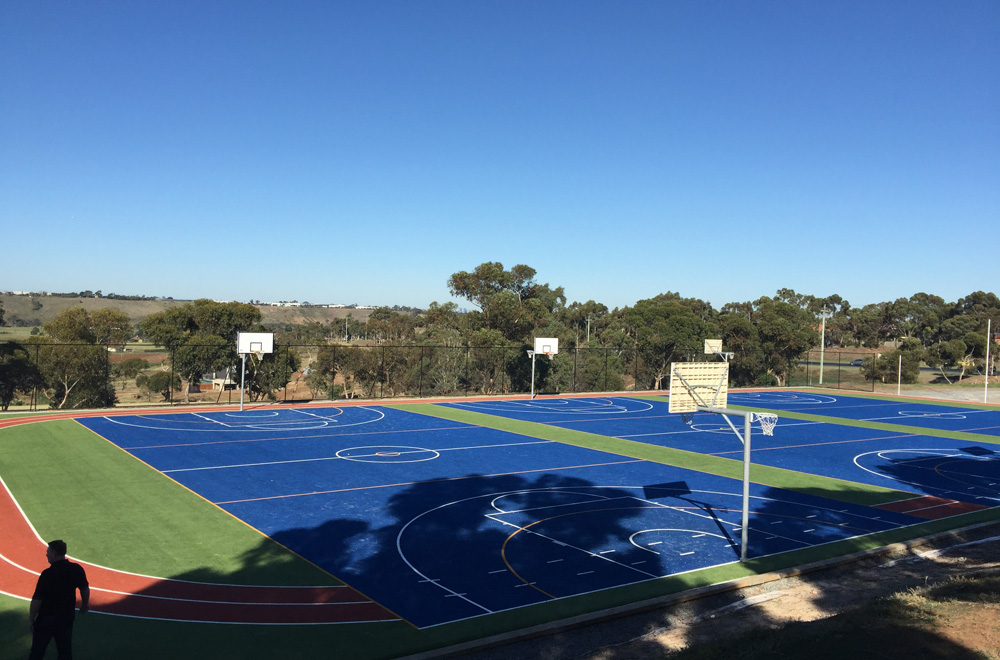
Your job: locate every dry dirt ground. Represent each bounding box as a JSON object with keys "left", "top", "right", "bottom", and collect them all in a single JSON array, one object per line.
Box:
[{"left": 451, "top": 521, "right": 1000, "bottom": 660}]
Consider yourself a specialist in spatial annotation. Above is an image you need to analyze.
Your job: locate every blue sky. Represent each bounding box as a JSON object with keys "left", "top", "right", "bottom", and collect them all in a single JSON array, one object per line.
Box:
[{"left": 2, "top": 1, "right": 997, "bottom": 311}]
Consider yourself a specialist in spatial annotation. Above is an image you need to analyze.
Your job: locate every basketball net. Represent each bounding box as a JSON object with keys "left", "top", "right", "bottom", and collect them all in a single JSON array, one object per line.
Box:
[{"left": 753, "top": 412, "right": 778, "bottom": 436}]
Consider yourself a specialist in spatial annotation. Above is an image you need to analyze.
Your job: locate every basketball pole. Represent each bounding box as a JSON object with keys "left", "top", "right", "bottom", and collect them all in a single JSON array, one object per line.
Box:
[
  {"left": 697, "top": 405, "right": 752, "bottom": 561},
  {"left": 240, "top": 353, "right": 247, "bottom": 412},
  {"left": 528, "top": 350, "right": 536, "bottom": 399},
  {"left": 986, "top": 319, "right": 992, "bottom": 404},
  {"left": 741, "top": 412, "right": 751, "bottom": 561}
]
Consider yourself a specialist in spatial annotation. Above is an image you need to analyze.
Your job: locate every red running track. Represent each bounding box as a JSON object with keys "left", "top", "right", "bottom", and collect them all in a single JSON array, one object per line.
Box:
[{"left": 0, "top": 410, "right": 399, "bottom": 625}]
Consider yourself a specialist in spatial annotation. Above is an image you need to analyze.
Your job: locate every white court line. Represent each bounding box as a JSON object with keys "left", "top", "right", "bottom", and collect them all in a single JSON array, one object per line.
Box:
[
  {"left": 99, "top": 406, "right": 386, "bottom": 433},
  {"left": 164, "top": 440, "right": 554, "bottom": 473},
  {"left": 163, "top": 455, "right": 347, "bottom": 473},
  {"left": 292, "top": 408, "right": 341, "bottom": 422},
  {"left": 853, "top": 448, "right": 1000, "bottom": 502},
  {"left": 192, "top": 412, "right": 232, "bottom": 427}
]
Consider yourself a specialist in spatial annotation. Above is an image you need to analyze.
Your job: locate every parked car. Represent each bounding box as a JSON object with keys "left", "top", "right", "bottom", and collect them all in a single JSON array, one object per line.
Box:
[{"left": 850, "top": 359, "right": 864, "bottom": 367}]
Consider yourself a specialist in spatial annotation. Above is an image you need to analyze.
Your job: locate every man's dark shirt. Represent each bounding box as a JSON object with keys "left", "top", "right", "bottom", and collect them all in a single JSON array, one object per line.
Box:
[{"left": 32, "top": 559, "right": 88, "bottom": 618}]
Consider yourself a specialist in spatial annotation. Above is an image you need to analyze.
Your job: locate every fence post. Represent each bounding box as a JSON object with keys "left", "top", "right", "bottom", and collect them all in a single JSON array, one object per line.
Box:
[
  {"left": 105, "top": 343, "right": 112, "bottom": 408},
  {"left": 635, "top": 347, "right": 639, "bottom": 392},
  {"left": 572, "top": 347, "right": 578, "bottom": 393},
  {"left": 169, "top": 345, "right": 175, "bottom": 405},
  {"left": 605, "top": 348, "right": 609, "bottom": 392},
  {"left": 33, "top": 343, "right": 39, "bottom": 411},
  {"left": 419, "top": 346, "right": 424, "bottom": 398}
]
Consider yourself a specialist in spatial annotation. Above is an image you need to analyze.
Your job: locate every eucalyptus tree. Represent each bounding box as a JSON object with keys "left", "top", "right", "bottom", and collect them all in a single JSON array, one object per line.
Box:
[
  {"left": 620, "top": 295, "right": 711, "bottom": 390},
  {"left": 23, "top": 307, "right": 133, "bottom": 408},
  {"left": 141, "top": 299, "right": 263, "bottom": 402},
  {"left": 719, "top": 297, "right": 817, "bottom": 387},
  {"left": 0, "top": 341, "right": 43, "bottom": 410},
  {"left": 447, "top": 262, "right": 565, "bottom": 343}
]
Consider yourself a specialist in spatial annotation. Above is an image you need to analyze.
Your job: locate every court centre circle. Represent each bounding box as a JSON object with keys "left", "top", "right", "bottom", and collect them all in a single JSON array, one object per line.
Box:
[{"left": 335, "top": 446, "right": 441, "bottom": 464}]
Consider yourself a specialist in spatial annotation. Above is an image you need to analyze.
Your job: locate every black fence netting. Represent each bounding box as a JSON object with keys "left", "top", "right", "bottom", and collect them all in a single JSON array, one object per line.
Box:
[{"left": 0, "top": 341, "right": 910, "bottom": 411}]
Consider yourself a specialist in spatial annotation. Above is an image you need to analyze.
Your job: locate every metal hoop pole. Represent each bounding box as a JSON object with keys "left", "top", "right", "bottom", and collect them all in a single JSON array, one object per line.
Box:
[
  {"left": 240, "top": 353, "right": 247, "bottom": 411},
  {"left": 741, "top": 412, "right": 751, "bottom": 562},
  {"left": 528, "top": 350, "right": 536, "bottom": 399}
]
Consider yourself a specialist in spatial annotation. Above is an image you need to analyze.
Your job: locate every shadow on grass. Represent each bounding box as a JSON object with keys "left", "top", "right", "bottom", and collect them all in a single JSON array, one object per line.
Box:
[{"left": 0, "top": 606, "right": 31, "bottom": 660}]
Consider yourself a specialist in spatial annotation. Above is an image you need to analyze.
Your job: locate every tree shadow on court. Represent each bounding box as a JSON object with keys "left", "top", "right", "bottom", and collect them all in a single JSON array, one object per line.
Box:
[
  {"left": 462, "top": 480, "right": 997, "bottom": 660},
  {"left": 73, "top": 471, "right": 693, "bottom": 657},
  {"left": 267, "top": 472, "right": 674, "bottom": 625},
  {"left": 60, "top": 473, "right": 997, "bottom": 660},
  {"left": 859, "top": 445, "right": 1000, "bottom": 503}
]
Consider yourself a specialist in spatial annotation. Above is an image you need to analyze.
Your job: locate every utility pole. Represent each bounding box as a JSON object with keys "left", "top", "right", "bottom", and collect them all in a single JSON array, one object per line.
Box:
[{"left": 819, "top": 307, "right": 833, "bottom": 385}]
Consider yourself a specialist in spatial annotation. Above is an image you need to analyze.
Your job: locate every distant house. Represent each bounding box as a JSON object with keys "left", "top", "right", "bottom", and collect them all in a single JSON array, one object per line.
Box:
[{"left": 202, "top": 369, "right": 237, "bottom": 391}]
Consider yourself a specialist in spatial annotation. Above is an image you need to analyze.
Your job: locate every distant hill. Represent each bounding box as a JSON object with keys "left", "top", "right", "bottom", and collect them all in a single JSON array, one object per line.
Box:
[{"left": 0, "top": 294, "right": 373, "bottom": 329}]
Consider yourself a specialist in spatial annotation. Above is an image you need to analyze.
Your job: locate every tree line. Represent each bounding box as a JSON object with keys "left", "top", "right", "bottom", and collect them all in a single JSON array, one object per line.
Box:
[{"left": 0, "top": 264, "right": 997, "bottom": 409}]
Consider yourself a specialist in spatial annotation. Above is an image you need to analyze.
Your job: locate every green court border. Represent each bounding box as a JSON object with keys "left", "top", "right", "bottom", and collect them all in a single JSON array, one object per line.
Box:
[
  {"left": 627, "top": 390, "right": 1000, "bottom": 445},
  {"left": 392, "top": 403, "right": 912, "bottom": 506}
]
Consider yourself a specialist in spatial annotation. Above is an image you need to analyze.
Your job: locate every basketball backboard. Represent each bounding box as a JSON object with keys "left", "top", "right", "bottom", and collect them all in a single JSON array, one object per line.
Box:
[
  {"left": 533, "top": 337, "right": 558, "bottom": 355},
  {"left": 237, "top": 332, "right": 274, "bottom": 355},
  {"left": 668, "top": 362, "right": 729, "bottom": 413},
  {"left": 704, "top": 339, "right": 723, "bottom": 354}
]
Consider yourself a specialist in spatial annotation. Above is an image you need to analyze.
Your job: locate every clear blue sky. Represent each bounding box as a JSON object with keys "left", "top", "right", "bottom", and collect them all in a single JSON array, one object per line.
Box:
[{"left": 2, "top": 1, "right": 997, "bottom": 311}]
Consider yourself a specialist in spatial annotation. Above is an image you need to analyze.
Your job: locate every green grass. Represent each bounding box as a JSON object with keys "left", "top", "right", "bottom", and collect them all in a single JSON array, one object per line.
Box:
[
  {"left": 0, "top": 420, "right": 338, "bottom": 581},
  {"left": 0, "top": 326, "right": 37, "bottom": 338}
]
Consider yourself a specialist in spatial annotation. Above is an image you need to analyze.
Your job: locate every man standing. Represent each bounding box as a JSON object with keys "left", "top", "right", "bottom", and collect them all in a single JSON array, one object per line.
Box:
[{"left": 28, "top": 540, "right": 90, "bottom": 660}]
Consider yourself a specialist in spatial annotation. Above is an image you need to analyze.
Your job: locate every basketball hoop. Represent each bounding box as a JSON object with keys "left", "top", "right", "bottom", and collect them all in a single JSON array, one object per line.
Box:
[
  {"left": 529, "top": 338, "right": 558, "bottom": 399},
  {"left": 753, "top": 412, "right": 778, "bottom": 436},
  {"left": 236, "top": 332, "right": 273, "bottom": 412}
]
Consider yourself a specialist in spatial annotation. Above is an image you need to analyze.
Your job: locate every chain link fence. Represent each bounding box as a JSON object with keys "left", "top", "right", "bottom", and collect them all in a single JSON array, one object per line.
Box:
[
  {"left": 2, "top": 341, "right": 731, "bottom": 411},
  {"left": 788, "top": 350, "right": 875, "bottom": 392},
  {"left": 9, "top": 341, "right": 957, "bottom": 411}
]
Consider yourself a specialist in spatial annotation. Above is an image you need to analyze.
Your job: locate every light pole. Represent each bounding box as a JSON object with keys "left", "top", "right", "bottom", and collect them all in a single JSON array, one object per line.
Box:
[{"left": 818, "top": 307, "right": 833, "bottom": 385}]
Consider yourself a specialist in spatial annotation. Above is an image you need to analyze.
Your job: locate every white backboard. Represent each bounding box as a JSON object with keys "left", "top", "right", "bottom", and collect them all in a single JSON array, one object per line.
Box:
[
  {"left": 237, "top": 332, "right": 274, "bottom": 355},
  {"left": 533, "top": 337, "right": 559, "bottom": 355},
  {"left": 668, "top": 362, "right": 729, "bottom": 413}
]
